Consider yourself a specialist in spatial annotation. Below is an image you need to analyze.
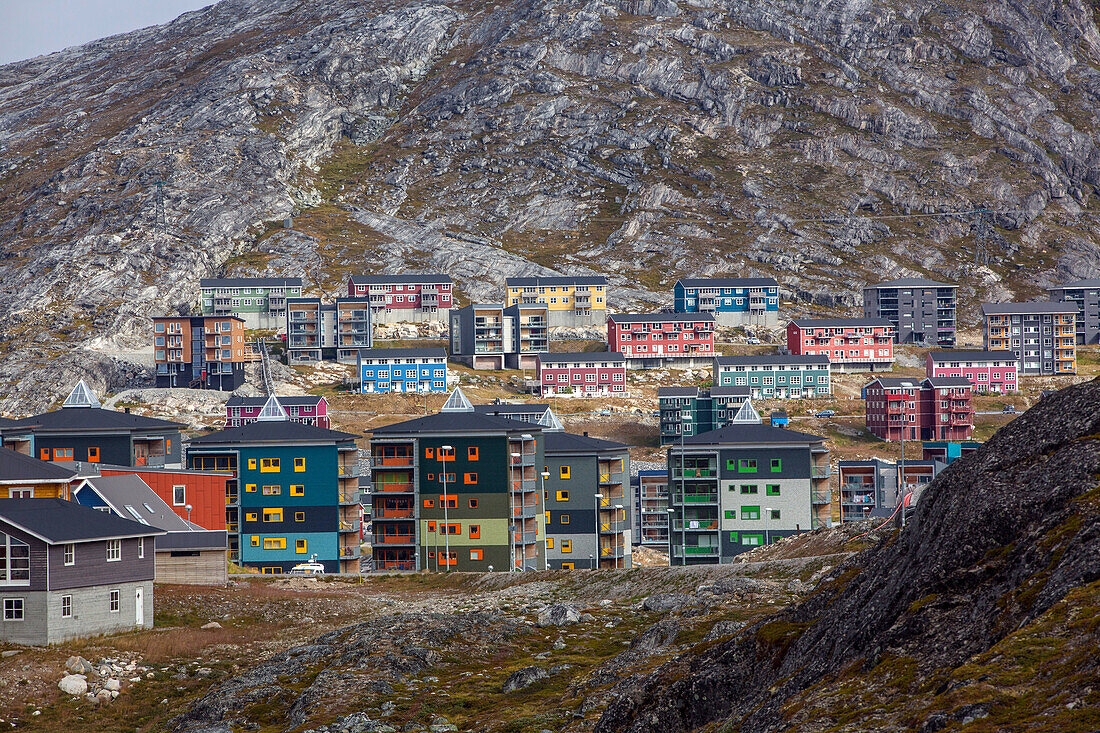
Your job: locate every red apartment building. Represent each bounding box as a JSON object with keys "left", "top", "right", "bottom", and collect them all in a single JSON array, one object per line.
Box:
[
  {"left": 787, "top": 318, "right": 895, "bottom": 372},
  {"left": 347, "top": 275, "right": 453, "bottom": 323},
  {"left": 863, "top": 377, "right": 974, "bottom": 441},
  {"left": 536, "top": 352, "right": 627, "bottom": 396},
  {"left": 926, "top": 351, "right": 1018, "bottom": 393},
  {"left": 225, "top": 396, "right": 330, "bottom": 429},
  {"left": 97, "top": 465, "right": 231, "bottom": 530},
  {"left": 607, "top": 313, "right": 716, "bottom": 369}
]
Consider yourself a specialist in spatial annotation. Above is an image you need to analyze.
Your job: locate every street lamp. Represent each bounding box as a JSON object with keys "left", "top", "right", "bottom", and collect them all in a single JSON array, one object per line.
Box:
[
  {"left": 185, "top": 504, "right": 193, "bottom": 531},
  {"left": 666, "top": 508, "right": 676, "bottom": 566},
  {"left": 441, "top": 445, "right": 453, "bottom": 572},
  {"left": 540, "top": 470, "right": 550, "bottom": 571},
  {"left": 593, "top": 492, "right": 603, "bottom": 570},
  {"left": 764, "top": 507, "right": 772, "bottom": 546},
  {"left": 511, "top": 452, "right": 521, "bottom": 572}
]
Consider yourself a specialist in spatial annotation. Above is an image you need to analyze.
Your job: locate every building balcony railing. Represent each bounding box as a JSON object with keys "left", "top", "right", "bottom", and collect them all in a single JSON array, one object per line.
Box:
[
  {"left": 371, "top": 456, "right": 414, "bottom": 467},
  {"left": 339, "top": 545, "right": 361, "bottom": 558},
  {"left": 674, "top": 468, "right": 717, "bottom": 478},
  {"left": 673, "top": 546, "right": 720, "bottom": 557},
  {"left": 599, "top": 520, "right": 629, "bottom": 533},
  {"left": 339, "top": 519, "right": 362, "bottom": 532},
  {"left": 600, "top": 545, "right": 626, "bottom": 558},
  {"left": 599, "top": 471, "right": 625, "bottom": 485},
  {"left": 512, "top": 504, "right": 538, "bottom": 519},
  {"left": 513, "top": 531, "right": 538, "bottom": 544},
  {"left": 811, "top": 465, "right": 831, "bottom": 478},
  {"left": 812, "top": 489, "right": 832, "bottom": 504},
  {"left": 373, "top": 534, "right": 415, "bottom": 545},
  {"left": 338, "top": 490, "right": 360, "bottom": 505},
  {"left": 225, "top": 495, "right": 238, "bottom": 506},
  {"left": 672, "top": 519, "right": 719, "bottom": 531},
  {"left": 226, "top": 522, "right": 238, "bottom": 533},
  {"left": 375, "top": 507, "right": 414, "bottom": 519},
  {"left": 373, "top": 482, "right": 414, "bottom": 493},
  {"left": 337, "top": 464, "right": 360, "bottom": 477},
  {"left": 675, "top": 493, "right": 719, "bottom": 504}
]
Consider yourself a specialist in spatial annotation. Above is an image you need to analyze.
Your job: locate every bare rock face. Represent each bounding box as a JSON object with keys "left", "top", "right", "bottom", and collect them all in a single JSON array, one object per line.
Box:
[{"left": 3, "top": 0, "right": 1100, "bottom": 407}]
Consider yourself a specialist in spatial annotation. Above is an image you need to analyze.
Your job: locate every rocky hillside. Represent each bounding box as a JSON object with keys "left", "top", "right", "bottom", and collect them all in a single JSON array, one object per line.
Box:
[
  {"left": 596, "top": 378, "right": 1100, "bottom": 732},
  {"left": 3, "top": 0, "right": 1100, "bottom": 408}
]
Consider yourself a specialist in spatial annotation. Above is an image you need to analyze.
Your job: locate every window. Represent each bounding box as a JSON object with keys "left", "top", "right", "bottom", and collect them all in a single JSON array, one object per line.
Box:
[
  {"left": 109, "top": 590, "right": 120, "bottom": 613},
  {"left": 766, "top": 484, "right": 781, "bottom": 496},
  {"left": 263, "top": 509, "right": 283, "bottom": 522},
  {"left": 263, "top": 538, "right": 287, "bottom": 550},
  {"left": 440, "top": 495, "right": 457, "bottom": 509},
  {"left": 469, "top": 525, "right": 481, "bottom": 539},
  {"left": 248, "top": 459, "right": 257, "bottom": 470},
  {"left": 296, "top": 539, "right": 307, "bottom": 554},
  {"left": 740, "top": 485, "right": 758, "bottom": 495},
  {"left": 260, "top": 458, "right": 280, "bottom": 472},
  {"left": 291, "top": 485, "right": 304, "bottom": 496},
  {"left": 424, "top": 499, "right": 435, "bottom": 508},
  {"left": 246, "top": 484, "right": 257, "bottom": 492},
  {"left": 106, "top": 539, "right": 121, "bottom": 562},
  {"left": 0, "top": 534, "right": 30, "bottom": 586},
  {"left": 547, "top": 538, "right": 554, "bottom": 549},
  {"left": 464, "top": 473, "right": 477, "bottom": 484},
  {"left": 770, "top": 509, "right": 781, "bottom": 520},
  {"left": 53, "top": 448, "right": 74, "bottom": 461},
  {"left": 139, "top": 538, "right": 145, "bottom": 559},
  {"left": 741, "top": 506, "right": 760, "bottom": 520},
  {"left": 64, "top": 543, "right": 75, "bottom": 566},
  {"left": 738, "top": 459, "right": 757, "bottom": 473},
  {"left": 425, "top": 447, "right": 434, "bottom": 459},
  {"left": 561, "top": 539, "right": 572, "bottom": 553},
  {"left": 468, "top": 447, "right": 479, "bottom": 460},
  {"left": 559, "top": 466, "right": 571, "bottom": 479},
  {"left": 561, "top": 514, "right": 570, "bottom": 525},
  {"left": 729, "top": 532, "right": 739, "bottom": 543},
  {"left": 246, "top": 512, "right": 258, "bottom": 522},
  {"left": 262, "top": 485, "right": 281, "bottom": 495},
  {"left": 88, "top": 447, "right": 100, "bottom": 462},
  {"left": 742, "top": 534, "right": 763, "bottom": 546},
  {"left": 61, "top": 595, "right": 72, "bottom": 618},
  {"left": 172, "top": 485, "right": 186, "bottom": 506},
  {"left": 561, "top": 562, "right": 574, "bottom": 570},
  {"left": 251, "top": 535, "right": 260, "bottom": 546},
  {"left": 428, "top": 521, "right": 436, "bottom": 532},
  {"left": 468, "top": 498, "right": 479, "bottom": 509},
  {"left": 2, "top": 598, "right": 23, "bottom": 621},
  {"left": 295, "top": 512, "right": 305, "bottom": 521},
  {"left": 556, "top": 490, "right": 569, "bottom": 502},
  {"left": 470, "top": 549, "right": 483, "bottom": 561},
  {"left": 770, "top": 458, "right": 782, "bottom": 472}
]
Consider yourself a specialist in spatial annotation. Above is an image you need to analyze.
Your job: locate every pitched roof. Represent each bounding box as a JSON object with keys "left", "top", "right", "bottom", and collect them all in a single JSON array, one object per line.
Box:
[
  {"left": 199, "top": 277, "right": 302, "bottom": 287},
  {"left": 658, "top": 386, "right": 750, "bottom": 398},
  {"left": 0, "top": 447, "right": 77, "bottom": 482},
  {"left": 355, "top": 348, "right": 448, "bottom": 359},
  {"left": 537, "top": 352, "right": 625, "bottom": 363},
  {"left": 863, "top": 377, "right": 922, "bottom": 389},
  {"left": 922, "top": 377, "right": 974, "bottom": 388},
  {"left": 225, "top": 395, "right": 326, "bottom": 407},
  {"left": 2, "top": 407, "right": 185, "bottom": 433},
  {"left": 676, "top": 277, "right": 778, "bottom": 288},
  {"left": 980, "top": 301, "right": 1077, "bottom": 315},
  {"left": 789, "top": 317, "right": 894, "bottom": 328},
  {"left": 371, "top": 412, "right": 540, "bottom": 435},
  {"left": 609, "top": 313, "right": 715, "bottom": 323},
  {"left": 506, "top": 275, "right": 608, "bottom": 287},
  {"left": 715, "top": 354, "right": 830, "bottom": 366},
  {"left": 0, "top": 498, "right": 164, "bottom": 543},
  {"left": 1050, "top": 279, "right": 1100, "bottom": 289},
  {"left": 928, "top": 350, "right": 1010, "bottom": 362},
  {"left": 348, "top": 274, "right": 452, "bottom": 285},
  {"left": 543, "top": 431, "right": 628, "bottom": 453},
  {"left": 680, "top": 423, "right": 825, "bottom": 446},
  {"left": 75, "top": 475, "right": 194, "bottom": 532},
  {"left": 865, "top": 277, "right": 956, "bottom": 288},
  {"left": 187, "top": 421, "right": 359, "bottom": 445}
]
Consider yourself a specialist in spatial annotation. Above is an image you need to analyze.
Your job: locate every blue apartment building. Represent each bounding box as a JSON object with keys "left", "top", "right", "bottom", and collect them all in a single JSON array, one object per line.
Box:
[
  {"left": 673, "top": 278, "right": 780, "bottom": 327},
  {"left": 356, "top": 348, "right": 448, "bottom": 394}
]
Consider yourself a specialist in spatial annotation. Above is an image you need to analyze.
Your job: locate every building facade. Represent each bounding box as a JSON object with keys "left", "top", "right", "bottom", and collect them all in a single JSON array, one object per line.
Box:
[
  {"left": 505, "top": 276, "right": 608, "bottom": 327},
  {"left": 153, "top": 315, "right": 256, "bottom": 391},
  {"left": 981, "top": 302, "right": 1077, "bottom": 375},
  {"left": 673, "top": 278, "right": 780, "bottom": 327},
  {"left": 837, "top": 458, "right": 942, "bottom": 523},
  {"left": 0, "top": 448, "right": 79, "bottom": 500},
  {"left": 667, "top": 424, "right": 831, "bottom": 564},
  {"left": 286, "top": 297, "right": 372, "bottom": 365},
  {"left": 658, "top": 386, "right": 752, "bottom": 445},
  {"left": 1048, "top": 279, "right": 1100, "bottom": 345},
  {"left": 185, "top": 397, "right": 362, "bottom": 574},
  {"left": 786, "top": 318, "right": 895, "bottom": 372},
  {"left": 925, "top": 351, "right": 1018, "bottom": 393},
  {"left": 863, "top": 377, "right": 974, "bottom": 441},
  {"left": 922, "top": 441, "right": 981, "bottom": 464},
  {"left": 226, "top": 396, "right": 330, "bottom": 429},
  {"left": 96, "top": 464, "right": 231, "bottom": 531},
  {"left": 607, "top": 313, "right": 716, "bottom": 369},
  {"left": 634, "top": 470, "right": 670, "bottom": 547},
  {"left": 356, "top": 348, "right": 448, "bottom": 394},
  {"left": 199, "top": 277, "right": 303, "bottom": 330},
  {"left": 713, "top": 354, "right": 831, "bottom": 399},
  {"left": 347, "top": 275, "right": 454, "bottom": 324},
  {"left": 449, "top": 303, "right": 549, "bottom": 370},
  {"left": 536, "top": 352, "right": 627, "bottom": 397},
  {"left": 862, "top": 278, "right": 958, "bottom": 346},
  {"left": 543, "top": 432, "right": 631, "bottom": 569}
]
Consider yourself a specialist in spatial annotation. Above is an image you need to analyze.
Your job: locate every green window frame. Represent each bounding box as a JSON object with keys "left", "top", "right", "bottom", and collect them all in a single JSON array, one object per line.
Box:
[
  {"left": 724, "top": 510, "right": 735, "bottom": 519},
  {"left": 728, "top": 532, "right": 738, "bottom": 543},
  {"left": 766, "top": 484, "right": 781, "bottom": 496},
  {"left": 742, "top": 533, "right": 764, "bottom": 546},
  {"left": 740, "top": 485, "right": 758, "bottom": 495},
  {"left": 770, "top": 509, "right": 781, "bottom": 520},
  {"left": 738, "top": 459, "right": 757, "bottom": 473},
  {"left": 741, "top": 505, "right": 760, "bottom": 520},
  {"left": 770, "top": 458, "right": 782, "bottom": 472}
]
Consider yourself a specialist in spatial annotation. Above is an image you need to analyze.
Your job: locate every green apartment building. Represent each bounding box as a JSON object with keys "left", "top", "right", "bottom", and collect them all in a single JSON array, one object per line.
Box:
[
  {"left": 713, "top": 354, "right": 831, "bottom": 399},
  {"left": 200, "top": 277, "right": 303, "bottom": 330}
]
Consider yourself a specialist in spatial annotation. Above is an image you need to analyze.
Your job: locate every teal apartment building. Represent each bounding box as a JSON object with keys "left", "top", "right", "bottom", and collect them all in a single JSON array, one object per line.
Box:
[{"left": 713, "top": 354, "right": 831, "bottom": 399}]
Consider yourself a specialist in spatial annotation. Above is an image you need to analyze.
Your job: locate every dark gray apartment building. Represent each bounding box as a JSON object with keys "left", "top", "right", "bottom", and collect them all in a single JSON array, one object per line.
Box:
[
  {"left": 862, "top": 278, "right": 957, "bottom": 346},
  {"left": 981, "top": 302, "right": 1077, "bottom": 376},
  {"left": 1049, "top": 279, "right": 1100, "bottom": 345}
]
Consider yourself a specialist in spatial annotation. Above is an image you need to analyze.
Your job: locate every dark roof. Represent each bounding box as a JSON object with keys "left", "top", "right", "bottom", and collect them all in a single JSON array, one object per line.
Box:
[
  {"left": 199, "top": 277, "right": 302, "bottom": 287},
  {"left": 658, "top": 387, "right": 700, "bottom": 398},
  {"left": 715, "top": 354, "right": 830, "bottom": 366},
  {"left": 0, "top": 417, "right": 18, "bottom": 427},
  {"left": 658, "top": 386, "right": 749, "bottom": 398},
  {"left": 506, "top": 276, "right": 607, "bottom": 286},
  {"left": 609, "top": 313, "right": 715, "bottom": 323},
  {"left": 980, "top": 302, "right": 1076, "bottom": 315},
  {"left": 922, "top": 377, "right": 974, "bottom": 388},
  {"left": 225, "top": 395, "right": 326, "bottom": 407},
  {"left": 680, "top": 423, "right": 825, "bottom": 446},
  {"left": 188, "top": 421, "right": 359, "bottom": 445},
  {"left": 864, "top": 377, "right": 922, "bottom": 389},
  {"left": 0, "top": 498, "right": 164, "bottom": 543},
  {"left": 97, "top": 463, "right": 234, "bottom": 476},
  {"left": 472, "top": 404, "right": 550, "bottom": 415},
  {"left": 75, "top": 475, "right": 194, "bottom": 532},
  {"left": 543, "top": 431, "right": 628, "bottom": 454},
  {"left": 2, "top": 407, "right": 185, "bottom": 433},
  {"left": 677, "top": 278, "right": 778, "bottom": 288},
  {"left": 865, "top": 277, "right": 956, "bottom": 289},
  {"left": 349, "top": 274, "right": 452, "bottom": 285},
  {"left": 0, "top": 447, "right": 77, "bottom": 482},
  {"left": 928, "top": 350, "right": 1009, "bottom": 362},
  {"left": 537, "top": 352, "right": 625, "bottom": 363},
  {"left": 355, "top": 348, "right": 448, "bottom": 359},
  {"left": 710, "top": 385, "right": 752, "bottom": 397},
  {"left": 789, "top": 317, "right": 894, "bottom": 328},
  {"left": 371, "top": 412, "right": 540, "bottom": 435},
  {"left": 1050, "top": 279, "right": 1100, "bottom": 289}
]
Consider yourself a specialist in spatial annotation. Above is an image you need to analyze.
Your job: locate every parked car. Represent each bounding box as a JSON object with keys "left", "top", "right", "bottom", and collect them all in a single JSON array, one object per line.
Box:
[
  {"left": 598, "top": 409, "right": 612, "bottom": 416},
  {"left": 814, "top": 409, "right": 836, "bottom": 418},
  {"left": 289, "top": 562, "right": 326, "bottom": 576},
  {"left": 746, "top": 337, "right": 762, "bottom": 345},
  {"left": 1002, "top": 405, "right": 1017, "bottom": 414}
]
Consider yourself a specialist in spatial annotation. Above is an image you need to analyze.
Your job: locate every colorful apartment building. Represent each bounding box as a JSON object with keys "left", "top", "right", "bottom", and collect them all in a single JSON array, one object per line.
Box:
[
  {"left": 186, "top": 396, "right": 362, "bottom": 574},
  {"left": 449, "top": 303, "right": 549, "bottom": 370},
  {"left": 786, "top": 318, "right": 895, "bottom": 372},
  {"left": 226, "top": 396, "right": 330, "bottom": 429},
  {"left": 0, "top": 447, "right": 80, "bottom": 499},
  {"left": 505, "top": 275, "right": 608, "bottom": 327},
  {"left": 356, "top": 348, "right": 448, "bottom": 394},
  {"left": 634, "top": 469, "right": 670, "bottom": 547},
  {"left": 543, "top": 432, "right": 631, "bottom": 569},
  {"left": 862, "top": 278, "right": 957, "bottom": 346},
  {"left": 154, "top": 315, "right": 257, "bottom": 391},
  {"left": 535, "top": 352, "right": 627, "bottom": 397},
  {"left": 837, "top": 458, "right": 942, "bottom": 523},
  {"left": 713, "top": 354, "right": 831, "bottom": 399},
  {"left": 658, "top": 386, "right": 753, "bottom": 445},
  {"left": 199, "top": 277, "right": 303, "bottom": 330},
  {"left": 667, "top": 422, "right": 831, "bottom": 564},
  {"left": 673, "top": 277, "right": 780, "bottom": 327},
  {"left": 1048, "top": 279, "right": 1100, "bottom": 345},
  {"left": 368, "top": 389, "right": 545, "bottom": 572},
  {"left": 981, "top": 302, "right": 1077, "bottom": 375},
  {"left": 863, "top": 377, "right": 974, "bottom": 441},
  {"left": 347, "top": 274, "right": 453, "bottom": 324},
  {"left": 0, "top": 382, "right": 184, "bottom": 468},
  {"left": 926, "top": 351, "right": 1018, "bottom": 393},
  {"left": 607, "top": 313, "right": 716, "bottom": 369},
  {"left": 286, "top": 297, "right": 372, "bottom": 365}
]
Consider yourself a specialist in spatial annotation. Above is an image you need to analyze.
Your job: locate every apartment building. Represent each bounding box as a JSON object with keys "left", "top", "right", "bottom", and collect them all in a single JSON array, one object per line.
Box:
[
  {"left": 543, "top": 432, "right": 631, "bottom": 569},
  {"left": 658, "top": 386, "right": 753, "bottom": 445},
  {"left": 199, "top": 277, "right": 302, "bottom": 330},
  {"left": 713, "top": 354, "right": 831, "bottom": 399},
  {"left": 837, "top": 458, "right": 942, "bottom": 523},
  {"left": 922, "top": 441, "right": 981, "bottom": 464},
  {"left": 186, "top": 396, "right": 362, "bottom": 574},
  {"left": 863, "top": 377, "right": 974, "bottom": 441},
  {"left": 607, "top": 313, "right": 716, "bottom": 369},
  {"left": 449, "top": 303, "right": 549, "bottom": 370},
  {"left": 505, "top": 275, "right": 608, "bottom": 327},
  {"left": 925, "top": 351, "right": 1018, "bottom": 393},
  {"left": 368, "top": 388, "right": 546, "bottom": 572},
  {"left": 347, "top": 274, "right": 454, "bottom": 324},
  {"left": 634, "top": 470, "right": 670, "bottom": 547},
  {"left": 981, "top": 302, "right": 1077, "bottom": 375},
  {"left": 667, "top": 423, "right": 831, "bottom": 563},
  {"left": 286, "top": 297, "right": 372, "bottom": 365},
  {"left": 673, "top": 277, "right": 780, "bottom": 327},
  {"left": 226, "top": 396, "right": 330, "bottom": 429},
  {"left": 862, "top": 278, "right": 958, "bottom": 346},
  {"left": 356, "top": 348, "right": 448, "bottom": 394},
  {"left": 1048, "top": 279, "right": 1100, "bottom": 345},
  {"left": 153, "top": 315, "right": 257, "bottom": 391},
  {"left": 786, "top": 318, "right": 895, "bottom": 372},
  {"left": 535, "top": 352, "right": 627, "bottom": 397}
]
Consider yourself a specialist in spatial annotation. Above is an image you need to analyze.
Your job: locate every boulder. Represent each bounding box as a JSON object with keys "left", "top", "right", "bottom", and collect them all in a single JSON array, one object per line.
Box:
[
  {"left": 641, "top": 593, "right": 693, "bottom": 613},
  {"left": 536, "top": 604, "right": 581, "bottom": 627},
  {"left": 201, "top": 621, "right": 223, "bottom": 630},
  {"left": 104, "top": 678, "right": 121, "bottom": 691},
  {"left": 631, "top": 619, "right": 681, "bottom": 651},
  {"left": 58, "top": 675, "right": 88, "bottom": 695},
  {"left": 65, "top": 655, "right": 94, "bottom": 674},
  {"left": 501, "top": 666, "right": 550, "bottom": 693},
  {"left": 702, "top": 619, "right": 746, "bottom": 642}
]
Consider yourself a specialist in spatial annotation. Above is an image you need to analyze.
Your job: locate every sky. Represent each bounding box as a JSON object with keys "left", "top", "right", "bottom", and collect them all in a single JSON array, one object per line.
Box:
[{"left": 0, "top": 0, "right": 215, "bottom": 65}]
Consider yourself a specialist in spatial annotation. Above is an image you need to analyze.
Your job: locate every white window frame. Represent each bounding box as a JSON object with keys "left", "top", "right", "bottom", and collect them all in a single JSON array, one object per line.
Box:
[
  {"left": 109, "top": 589, "right": 120, "bottom": 613},
  {"left": 3, "top": 598, "right": 23, "bottom": 621},
  {"left": 106, "top": 539, "right": 121, "bottom": 562},
  {"left": 173, "top": 485, "right": 186, "bottom": 506},
  {"left": 61, "top": 594, "right": 73, "bottom": 618},
  {"left": 64, "top": 543, "right": 75, "bottom": 566}
]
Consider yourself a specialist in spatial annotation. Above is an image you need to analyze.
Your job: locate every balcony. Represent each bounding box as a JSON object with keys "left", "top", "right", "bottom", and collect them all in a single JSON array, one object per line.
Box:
[
  {"left": 600, "top": 546, "right": 626, "bottom": 558},
  {"left": 676, "top": 493, "right": 719, "bottom": 504},
  {"left": 674, "top": 468, "right": 717, "bottom": 478},
  {"left": 339, "top": 519, "right": 362, "bottom": 533},
  {"left": 373, "top": 534, "right": 415, "bottom": 545},
  {"left": 599, "top": 520, "right": 630, "bottom": 533},
  {"left": 339, "top": 545, "right": 362, "bottom": 558},
  {"left": 339, "top": 490, "right": 360, "bottom": 505},
  {"left": 673, "top": 546, "right": 720, "bottom": 557},
  {"left": 513, "top": 531, "right": 538, "bottom": 544},
  {"left": 512, "top": 504, "right": 538, "bottom": 519},
  {"left": 371, "top": 455, "right": 414, "bottom": 467},
  {"left": 672, "top": 519, "right": 719, "bottom": 531},
  {"left": 812, "top": 489, "right": 832, "bottom": 504},
  {"left": 373, "top": 481, "right": 413, "bottom": 493},
  {"left": 811, "top": 465, "right": 831, "bottom": 478},
  {"left": 599, "top": 471, "right": 625, "bottom": 485},
  {"left": 375, "top": 507, "right": 414, "bottom": 519},
  {"left": 337, "top": 464, "right": 360, "bottom": 478}
]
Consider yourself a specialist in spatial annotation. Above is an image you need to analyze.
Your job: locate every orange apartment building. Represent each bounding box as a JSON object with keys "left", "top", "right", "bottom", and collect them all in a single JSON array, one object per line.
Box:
[
  {"left": 980, "top": 303, "right": 1076, "bottom": 376},
  {"left": 153, "top": 315, "right": 258, "bottom": 391}
]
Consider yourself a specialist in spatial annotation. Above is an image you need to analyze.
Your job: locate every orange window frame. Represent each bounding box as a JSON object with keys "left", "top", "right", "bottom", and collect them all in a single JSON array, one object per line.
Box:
[
  {"left": 470, "top": 549, "right": 483, "bottom": 561},
  {"left": 444, "top": 523, "right": 461, "bottom": 535},
  {"left": 469, "top": 498, "right": 479, "bottom": 509},
  {"left": 468, "top": 447, "right": 479, "bottom": 461},
  {"left": 469, "top": 525, "right": 480, "bottom": 539},
  {"left": 88, "top": 447, "right": 100, "bottom": 463},
  {"left": 423, "top": 499, "right": 435, "bottom": 508},
  {"left": 427, "top": 521, "right": 436, "bottom": 532},
  {"left": 464, "top": 473, "right": 477, "bottom": 484},
  {"left": 425, "top": 447, "right": 434, "bottom": 459}
]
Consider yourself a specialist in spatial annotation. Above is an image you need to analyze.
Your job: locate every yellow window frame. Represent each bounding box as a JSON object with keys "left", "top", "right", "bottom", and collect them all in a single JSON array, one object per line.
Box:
[
  {"left": 260, "top": 458, "right": 280, "bottom": 473},
  {"left": 294, "top": 458, "right": 305, "bottom": 472},
  {"left": 263, "top": 508, "right": 283, "bottom": 522},
  {"left": 290, "top": 485, "right": 304, "bottom": 496}
]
